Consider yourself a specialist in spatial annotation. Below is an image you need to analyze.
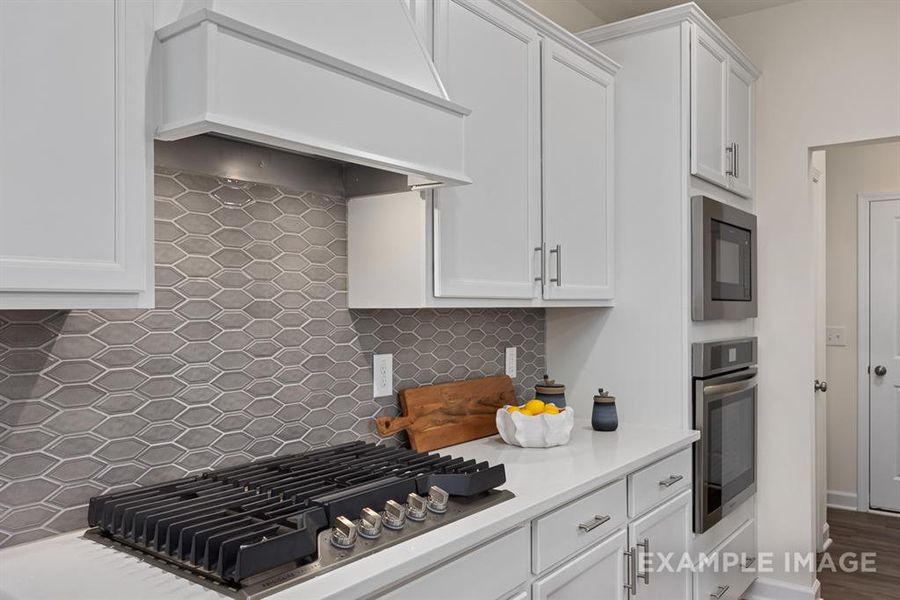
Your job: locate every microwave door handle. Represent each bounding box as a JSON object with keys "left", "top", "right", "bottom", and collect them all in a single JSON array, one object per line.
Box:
[{"left": 703, "top": 374, "right": 758, "bottom": 397}]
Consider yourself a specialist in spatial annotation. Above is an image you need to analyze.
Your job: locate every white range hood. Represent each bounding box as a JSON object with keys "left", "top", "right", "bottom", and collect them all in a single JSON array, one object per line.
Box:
[{"left": 154, "top": 1, "right": 470, "bottom": 196}]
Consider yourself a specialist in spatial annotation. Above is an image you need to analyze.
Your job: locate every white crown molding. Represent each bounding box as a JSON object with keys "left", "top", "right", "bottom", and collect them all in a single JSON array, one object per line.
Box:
[
  {"left": 490, "top": 0, "right": 621, "bottom": 74},
  {"left": 578, "top": 2, "right": 759, "bottom": 79}
]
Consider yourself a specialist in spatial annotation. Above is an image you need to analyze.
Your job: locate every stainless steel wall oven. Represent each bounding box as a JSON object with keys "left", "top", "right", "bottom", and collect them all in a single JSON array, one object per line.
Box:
[
  {"left": 693, "top": 337, "right": 757, "bottom": 533},
  {"left": 692, "top": 196, "right": 757, "bottom": 321}
]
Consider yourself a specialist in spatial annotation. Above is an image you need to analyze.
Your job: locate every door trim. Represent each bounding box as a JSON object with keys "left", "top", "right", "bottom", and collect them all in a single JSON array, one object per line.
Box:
[{"left": 856, "top": 191, "right": 900, "bottom": 512}]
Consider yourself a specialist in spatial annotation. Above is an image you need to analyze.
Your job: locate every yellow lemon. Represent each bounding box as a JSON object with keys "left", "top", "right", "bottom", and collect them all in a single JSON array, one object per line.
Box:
[
  {"left": 506, "top": 405, "right": 519, "bottom": 413},
  {"left": 544, "top": 404, "right": 560, "bottom": 415},
  {"left": 524, "top": 399, "right": 545, "bottom": 414},
  {"left": 518, "top": 408, "right": 535, "bottom": 416},
  {"left": 545, "top": 402, "right": 558, "bottom": 410}
]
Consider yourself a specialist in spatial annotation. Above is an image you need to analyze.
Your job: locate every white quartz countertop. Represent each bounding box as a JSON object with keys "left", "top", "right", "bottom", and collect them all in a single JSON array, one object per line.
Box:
[{"left": 0, "top": 422, "right": 698, "bottom": 600}]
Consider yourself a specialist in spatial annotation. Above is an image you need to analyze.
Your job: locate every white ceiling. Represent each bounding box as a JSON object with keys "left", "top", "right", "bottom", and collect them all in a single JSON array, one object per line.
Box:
[{"left": 575, "top": 0, "right": 800, "bottom": 25}]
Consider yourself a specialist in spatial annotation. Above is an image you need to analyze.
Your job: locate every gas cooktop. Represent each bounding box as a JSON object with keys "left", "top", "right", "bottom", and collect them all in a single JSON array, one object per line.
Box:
[{"left": 85, "top": 440, "right": 512, "bottom": 599}]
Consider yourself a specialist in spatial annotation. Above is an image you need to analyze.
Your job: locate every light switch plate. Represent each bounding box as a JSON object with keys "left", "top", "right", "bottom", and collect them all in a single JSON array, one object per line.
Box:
[
  {"left": 373, "top": 354, "right": 393, "bottom": 398},
  {"left": 505, "top": 347, "right": 517, "bottom": 378},
  {"left": 826, "top": 326, "right": 847, "bottom": 347}
]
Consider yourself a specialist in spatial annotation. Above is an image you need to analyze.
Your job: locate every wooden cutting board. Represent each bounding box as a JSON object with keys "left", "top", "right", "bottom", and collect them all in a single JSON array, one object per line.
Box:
[{"left": 375, "top": 375, "right": 516, "bottom": 452}]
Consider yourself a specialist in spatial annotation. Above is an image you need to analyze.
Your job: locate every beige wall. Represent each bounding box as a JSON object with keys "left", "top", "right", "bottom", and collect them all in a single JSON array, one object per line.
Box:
[
  {"left": 521, "top": 0, "right": 604, "bottom": 31},
  {"left": 718, "top": 0, "right": 900, "bottom": 589},
  {"left": 825, "top": 140, "right": 900, "bottom": 501}
]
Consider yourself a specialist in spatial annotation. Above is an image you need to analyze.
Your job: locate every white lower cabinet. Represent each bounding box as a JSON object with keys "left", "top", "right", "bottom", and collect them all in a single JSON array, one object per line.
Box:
[
  {"left": 628, "top": 490, "right": 693, "bottom": 600},
  {"left": 379, "top": 526, "right": 530, "bottom": 600},
  {"left": 694, "top": 518, "right": 756, "bottom": 600},
  {"left": 533, "top": 529, "right": 628, "bottom": 600},
  {"left": 379, "top": 449, "right": 704, "bottom": 600}
]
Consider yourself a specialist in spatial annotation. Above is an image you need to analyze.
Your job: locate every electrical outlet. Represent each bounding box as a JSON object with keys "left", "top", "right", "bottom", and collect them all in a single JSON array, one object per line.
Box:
[
  {"left": 826, "top": 326, "right": 847, "bottom": 347},
  {"left": 505, "top": 347, "right": 517, "bottom": 378},
  {"left": 373, "top": 354, "right": 393, "bottom": 398}
]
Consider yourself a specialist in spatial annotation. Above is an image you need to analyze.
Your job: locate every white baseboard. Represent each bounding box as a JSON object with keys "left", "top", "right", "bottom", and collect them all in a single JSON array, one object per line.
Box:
[
  {"left": 826, "top": 490, "right": 857, "bottom": 511},
  {"left": 743, "top": 577, "right": 820, "bottom": 600}
]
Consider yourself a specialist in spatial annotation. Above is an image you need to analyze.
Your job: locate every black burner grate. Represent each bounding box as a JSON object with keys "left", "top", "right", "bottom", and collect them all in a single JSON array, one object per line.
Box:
[{"left": 87, "top": 441, "right": 505, "bottom": 585}]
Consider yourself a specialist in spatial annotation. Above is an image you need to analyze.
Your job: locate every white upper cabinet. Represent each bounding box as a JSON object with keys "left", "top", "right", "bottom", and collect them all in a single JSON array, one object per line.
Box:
[
  {"left": 433, "top": 0, "right": 542, "bottom": 300},
  {"left": 0, "top": 0, "right": 154, "bottom": 309},
  {"left": 727, "top": 59, "right": 754, "bottom": 198},
  {"left": 542, "top": 39, "right": 615, "bottom": 301},
  {"left": 691, "top": 27, "right": 729, "bottom": 190},
  {"left": 346, "top": 0, "right": 619, "bottom": 309},
  {"left": 690, "top": 24, "right": 756, "bottom": 198}
]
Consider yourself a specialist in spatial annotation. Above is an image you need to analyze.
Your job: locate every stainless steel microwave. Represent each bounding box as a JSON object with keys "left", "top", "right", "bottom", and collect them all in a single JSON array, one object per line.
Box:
[{"left": 692, "top": 196, "right": 757, "bottom": 321}]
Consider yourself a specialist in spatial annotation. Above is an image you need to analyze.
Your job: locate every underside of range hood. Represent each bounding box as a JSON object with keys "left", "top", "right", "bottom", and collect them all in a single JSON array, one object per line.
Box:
[{"left": 154, "top": 2, "right": 471, "bottom": 197}]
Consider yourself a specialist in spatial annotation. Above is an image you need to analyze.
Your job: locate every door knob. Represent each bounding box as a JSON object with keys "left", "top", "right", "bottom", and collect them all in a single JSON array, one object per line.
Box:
[
  {"left": 873, "top": 365, "right": 887, "bottom": 377},
  {"left": 814, "top": 380, "right": 827, "bottom": 392}
]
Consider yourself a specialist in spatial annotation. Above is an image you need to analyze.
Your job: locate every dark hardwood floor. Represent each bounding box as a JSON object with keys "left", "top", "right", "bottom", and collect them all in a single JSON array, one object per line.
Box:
[{"left": 819, "top": 508, "right": 900, "bottom": 599}]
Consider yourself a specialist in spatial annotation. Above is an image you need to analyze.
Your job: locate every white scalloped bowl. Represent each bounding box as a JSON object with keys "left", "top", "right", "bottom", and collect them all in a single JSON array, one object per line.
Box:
[{"left": 495, "top": 406, "right": 575, "bottom": 448}]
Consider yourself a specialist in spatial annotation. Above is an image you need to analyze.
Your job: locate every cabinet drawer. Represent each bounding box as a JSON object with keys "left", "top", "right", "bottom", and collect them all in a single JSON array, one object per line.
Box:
[
  {"left": 379, "top": 527, "right": 530, "bottom": 599},
  {"left": 628, "top": 448, "right": 692, "bottom": 517},
  {"left": 532, "top": 479, "right": 627, "bottom": 574},
  {"left": 695, "top": 519, "right": 756, "bottom": 600}
]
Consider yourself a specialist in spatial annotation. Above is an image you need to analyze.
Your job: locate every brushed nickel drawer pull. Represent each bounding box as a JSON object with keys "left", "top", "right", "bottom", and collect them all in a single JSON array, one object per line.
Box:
[
  {"left": 578, "top": 514, "right": 611, "bottom": 532},
  {"left": 659, "top": 474, "right": 684, "bottom": 488},
  {"left": 711, "top": 584, "right": 730, "bottom": 599}
]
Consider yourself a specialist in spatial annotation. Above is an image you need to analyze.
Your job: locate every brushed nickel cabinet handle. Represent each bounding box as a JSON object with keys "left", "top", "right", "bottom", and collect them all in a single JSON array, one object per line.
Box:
[
  {"left": 534, "top": 245, "right": 544, "bottom": 283},
  {"left": 624, "top": 547, "right": 637, "bottom": 593},
  {"left": 733, "top": 143, "right": 740, "bottom": 179},
  {"left": 659, "top": 474, "right": 684, "bottom": 488},
  {"left": 711, "top": 584, "right": 730, "bottom": 599},
  {"left": 577, "top": 514, "right": 610, "bottom": 532},
  {"left": 549, "top": 244, "right": 561, "bottom": 286},
  {"left": 725, "top": 143, "right": 736, "bottom": 176},
  {"left": 636, "top": 537, "right": 650, "bottom": 585}
]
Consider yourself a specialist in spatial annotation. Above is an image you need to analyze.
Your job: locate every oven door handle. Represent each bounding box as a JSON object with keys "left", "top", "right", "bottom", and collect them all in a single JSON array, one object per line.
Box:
[{"left": 702, "top": 369, "right": 758, "bottom": 397}]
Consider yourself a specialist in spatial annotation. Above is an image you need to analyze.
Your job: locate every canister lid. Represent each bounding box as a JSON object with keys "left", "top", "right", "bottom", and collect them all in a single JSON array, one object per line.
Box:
[
  {"left": 593, "top": 388, "right": 615, "bottom": 403},
  {"left": 535, "top": 374, "right": 565, "bottom": 395}
]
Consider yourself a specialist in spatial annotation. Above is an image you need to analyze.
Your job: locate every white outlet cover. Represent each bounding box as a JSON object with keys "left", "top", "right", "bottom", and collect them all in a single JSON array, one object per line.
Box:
[
  {"left": 373, "top": 353, "right": 393, "bottom": 398},
  {"left": 505, "top": 347, "right": 517, "bottom": 378},
  {"left": 826, "top": 326, "right": 847, "bottom": 347}
]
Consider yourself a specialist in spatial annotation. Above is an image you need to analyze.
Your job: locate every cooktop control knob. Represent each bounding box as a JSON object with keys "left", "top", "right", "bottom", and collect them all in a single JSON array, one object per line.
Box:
[
  {"left": 406, "top": 492, "right": 428, "bottom": 522},
  {"left": 426, "top": 485, "right": 449, "bottom": 514},
  {"left": 382, "top": 499, "right": 406, "bottom": 530},
  {"left": 331, "top": 516, "right": 358, "bottom": 549},
  {"left": 358, "top": 507, "right": 383, "bottom": 539}
]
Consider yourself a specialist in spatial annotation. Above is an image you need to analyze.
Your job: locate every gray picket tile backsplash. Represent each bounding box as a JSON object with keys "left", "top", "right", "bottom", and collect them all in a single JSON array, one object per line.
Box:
[{"left": 0, "top": 170, "right": 545, "bottom": 548}]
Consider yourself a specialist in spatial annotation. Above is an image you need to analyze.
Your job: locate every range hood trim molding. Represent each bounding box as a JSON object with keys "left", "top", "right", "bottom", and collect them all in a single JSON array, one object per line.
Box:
[{"left": 156, "top": 8, "right": 472, "bottom": 189}]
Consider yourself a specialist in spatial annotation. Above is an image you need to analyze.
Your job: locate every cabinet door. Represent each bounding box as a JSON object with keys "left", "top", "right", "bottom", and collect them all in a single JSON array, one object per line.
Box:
[
  {"left": 541, "top": 39, "right": 614, "bottom": 301},
  {"left": 433, "top": 0, "right": 541, "bottom": 299},
  {"left": 726, "top": 59, "right": 754, "bottom": 198},
  {"left": 0, "top": 0, "right": 153, "bottom": 308},
  {"left": 533, "top": 529, "right": 627, "bottom": 600},
  {"left": 690, "top": 26, "right": 729, "bottom": 189},
  {"left": 627, "top": 490, "right": 692, "bottom": 600},
  {"left": 380, "top": 527, "right": 530, "bottom": 599}
]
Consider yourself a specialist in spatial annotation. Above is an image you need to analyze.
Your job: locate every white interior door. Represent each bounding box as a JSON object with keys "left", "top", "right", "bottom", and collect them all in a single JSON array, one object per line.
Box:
[
  {"left": 810, "top": 152, "right": 829, "bottom": 551},
  {"left": 869, "top": 195, "right": 900, "bottom": 512}
]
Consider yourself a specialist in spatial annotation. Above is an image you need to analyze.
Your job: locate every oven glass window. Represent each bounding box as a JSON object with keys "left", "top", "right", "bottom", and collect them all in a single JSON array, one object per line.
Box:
[
  {"left": 710, "top": 219, "right": 752, "bottom": 301},
  {"left": 705, "top": 390, "right": 755, "bottom": 514}
]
